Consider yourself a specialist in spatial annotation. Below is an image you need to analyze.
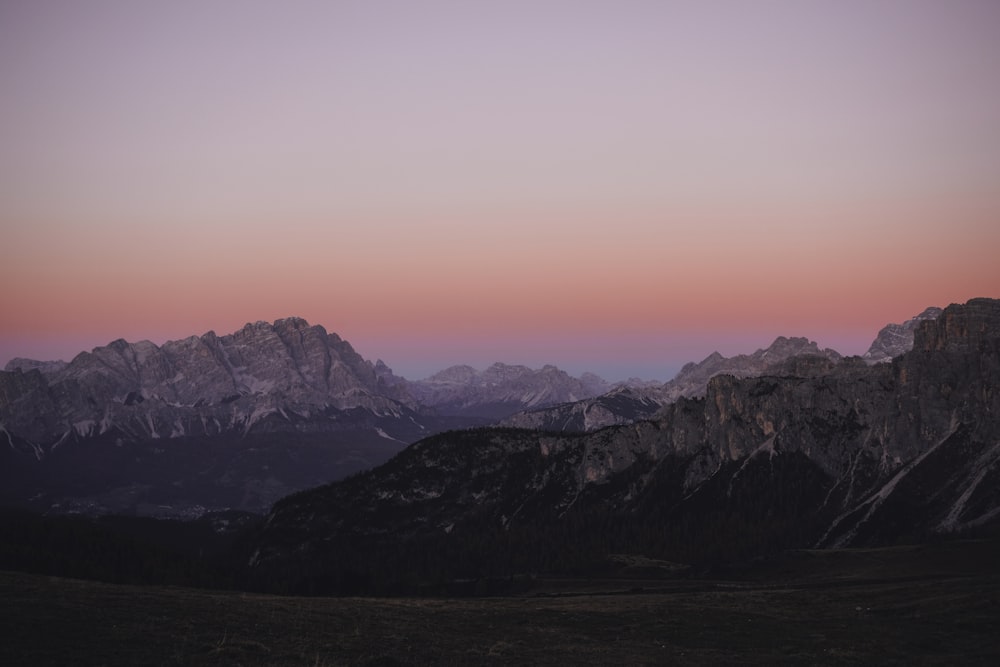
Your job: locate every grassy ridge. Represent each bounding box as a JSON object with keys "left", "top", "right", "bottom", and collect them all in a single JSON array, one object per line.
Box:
[{"left": 2, "top": 540, "right": 999, "bottom": 665}]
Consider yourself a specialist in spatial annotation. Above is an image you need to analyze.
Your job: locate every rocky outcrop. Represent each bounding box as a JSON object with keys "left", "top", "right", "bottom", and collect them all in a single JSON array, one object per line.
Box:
[
  {"left": 249, "top": 299, "right": 1000, "bottom": 592},
  {"left": 863, "top": 306, "right": 943, "bottom": 364}
]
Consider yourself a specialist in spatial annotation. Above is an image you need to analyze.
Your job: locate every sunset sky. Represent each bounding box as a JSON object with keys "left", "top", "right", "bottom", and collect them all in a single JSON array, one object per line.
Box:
[{"left": 2, "top": 1, "right": 998, "bottom": 381}]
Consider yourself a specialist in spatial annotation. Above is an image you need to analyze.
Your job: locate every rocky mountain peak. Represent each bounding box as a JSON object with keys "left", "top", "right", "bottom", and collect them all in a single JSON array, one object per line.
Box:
[
  {"left": 425, "top": 365, "right": 480, "bottom": 384},
  {"left": 863, "top": 306, "right": 944, "bottom": 364},
  {"left": 273, "top": 316, "right": 311, "bottom": 330},
  {"left": 0, "top": 317, "right": 420, "bottom": 444},
  {"left": 0, "top": 317, "right": 444, "bottom": 515},
  {"left": 481, "top": 362, "right": 532, "bottom": 383},
  {"left": 581, "top": 372, "right": 615, "bottom": 394},
  {"left": 757, "top": 336, "right": 837, "bottom": 361}
]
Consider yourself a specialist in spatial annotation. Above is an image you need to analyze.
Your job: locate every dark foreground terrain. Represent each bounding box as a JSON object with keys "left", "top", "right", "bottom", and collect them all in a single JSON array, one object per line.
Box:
[{"left": 2, "top": 539, "right": 999, "bottom": 666}]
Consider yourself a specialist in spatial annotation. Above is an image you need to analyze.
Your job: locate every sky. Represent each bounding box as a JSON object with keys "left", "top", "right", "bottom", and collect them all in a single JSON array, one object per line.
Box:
[{"left": 1, "top": 0, "right": 999, "bottom": 382}]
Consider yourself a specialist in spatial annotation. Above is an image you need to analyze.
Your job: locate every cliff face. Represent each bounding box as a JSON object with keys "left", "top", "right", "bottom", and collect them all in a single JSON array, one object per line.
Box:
[
  {"left": 863, "top": 306, "right": 944, "bottom": 364},
  {"left": 0, "top": 319, "right": 439, "bottom": 515},
  {"left": 653, "top": 298, "right": 1000, "bottom": 542},
  {"left": 250, "top": 299, "right": 1000, "bottom": 591},
  {"left": 0, "top": 317, "right": 417, "bottom": 445}
]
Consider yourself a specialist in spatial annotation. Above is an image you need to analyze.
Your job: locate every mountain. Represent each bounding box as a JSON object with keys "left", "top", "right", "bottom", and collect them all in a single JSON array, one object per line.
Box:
[
  {"left": 502, "top": 336, "right": 842, "bottom": 432},
  {"left": 2, "top": 317, "right": 420, "bottom": 417},
  {"left": 247, "top": 298, "right": 1000, "bottom": 595},
  {"left": 507, "top": 309, "right": 946, "bottom": 435},
  {"left": 0, "top": 319, "right": 619, "bottom": 517},
  {"left": 0, "top": 318, "right": 459, "bottom": 516},
  {"left": 0, "top": 304, "right": 973, "bottom": 521},
  {"left": 499, "top": 385, "right": 664, "bottom": 432},
  {"left": 405, "top": 363, "right": 611, "bottom": 420},
  {"left": 659, "top": 335, "right": 843, "bottom": 402},
  {"left": 863, "top": 306, "right": 944, "bottom": 364}
]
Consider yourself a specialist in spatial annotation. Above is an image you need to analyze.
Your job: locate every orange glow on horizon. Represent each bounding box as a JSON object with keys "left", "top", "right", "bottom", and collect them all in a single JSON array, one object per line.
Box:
[{"left": 2, "top": 2, "right": 999, "bottom": 378}]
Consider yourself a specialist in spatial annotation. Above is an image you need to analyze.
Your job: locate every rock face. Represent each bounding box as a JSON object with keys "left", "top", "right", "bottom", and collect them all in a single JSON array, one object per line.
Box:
[
  {"left": 863, "top": 306, "right": 944, "bottom": 364},
  {"left": 249, "top": 298, "right": 1000, "bottom": 594},
  {"left": 405, "top": 363, "right": 611, "bottom": 420},
  {"left": 502, "top": 336, "right": 843, "bottom": 432},
  {"left": 0, "top": 319, "right": 450, "bottom": 516},
  {"left": 0, "top": 318, "right": 419, "bottom": 443}
]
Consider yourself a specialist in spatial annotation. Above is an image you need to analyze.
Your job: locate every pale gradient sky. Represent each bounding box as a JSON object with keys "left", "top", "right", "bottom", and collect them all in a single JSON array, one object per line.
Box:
[{"left": 2, "top": 0, "right": 999, "bottom": 381}]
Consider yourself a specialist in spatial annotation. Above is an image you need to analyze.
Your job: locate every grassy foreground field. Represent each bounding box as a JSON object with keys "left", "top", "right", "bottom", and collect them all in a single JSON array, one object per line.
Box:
[{"left": 2, "top": 541, "right": 999, "bottom": 665}]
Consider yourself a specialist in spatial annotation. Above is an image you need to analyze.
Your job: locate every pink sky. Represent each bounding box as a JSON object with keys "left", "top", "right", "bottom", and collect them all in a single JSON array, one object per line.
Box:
[{"left": 2, "top": 1, "right": 999, "bottom": 381}]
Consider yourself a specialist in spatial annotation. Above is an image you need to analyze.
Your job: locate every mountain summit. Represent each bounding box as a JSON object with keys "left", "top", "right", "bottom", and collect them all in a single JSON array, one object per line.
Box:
[
  {"left": 1, "top": 321, "right": 614, "bottom": 439},
  {"left": 862, "top": 306, "right": 944, "bottom": 364},
  {"left": 0, "top": 319, "right": 437, "bottom": 515},
  {"left": 2, "top": 317, "right": 416, "bottom": 441}
]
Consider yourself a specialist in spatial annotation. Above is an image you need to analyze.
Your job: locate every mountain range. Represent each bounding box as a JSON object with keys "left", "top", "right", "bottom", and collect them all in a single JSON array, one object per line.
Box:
[
  {"left": 246, "top": 298, "right": 1000, "bottom": 594},
  {"left": 0, "top": 319, "right": 618, "bottom": 515},
  {"left": 501, "top": 335, "right": 844, "bottom": 432},
  {"left": 0, "top": 303, "right": 967, "bottom": 519}
]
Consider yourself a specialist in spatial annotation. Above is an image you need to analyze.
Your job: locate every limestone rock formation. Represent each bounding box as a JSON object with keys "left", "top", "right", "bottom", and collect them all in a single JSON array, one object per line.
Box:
[
  {"left": 863, "top": 306, "right": 944, "bottom": 364},
  {"left": 0, "top": 318, "right": 423, "bottom": 442},
  {"left": 0, "top": 319, "right": 433, "bottom": 515}
]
